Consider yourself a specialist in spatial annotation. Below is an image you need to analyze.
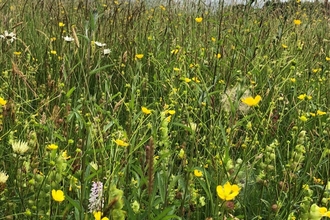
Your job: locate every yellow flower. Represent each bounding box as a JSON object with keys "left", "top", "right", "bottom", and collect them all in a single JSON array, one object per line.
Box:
[
  {"left": 93, "top": 211, "right": 109, "bottom": 220},
  {"left": 173, "top": 67, "right": 180, "bottom": 71},
  {"left": 195, "top": 17, "right": 203, "bottom": 23},
  {"left": 216, "top": 53, "right": 221, "bottom": 59},
  {"left": 309, "top": 204, "right": 330, "bottom": 220},
  {"left": 141, "top": 106, "right": 152, "bottom": 115},
  {"left": 298, "top": 94, "right": 312, "bottom": 100},
  {"left": 0, "top": 97, "right": 7, "bottom": 106},
  {"left": 171, "top": 49, "right": 179, "bottom": 55},
  {"left": 167, "top": 110, "right": 175, "bottom": 115},
  {"left": 211, "top": 37, "right": 216, "bottom": 42},
  {"left": 194, "top": 169, "right": 203, "bottom": 177},
  {"left": 59, "top": 22, "right": 65, "bottom": 27},
  {"left": 316, "top": 110, "right": 326, "bottom": 116},
  {"left": 216, "top": 182, "right": 241, "bottom": 201},
  {"left": 299, "top": 115, "right": 308, "bottom": 122},
  {"left": 293, "top": 19, "right": 302, "bottom": 25},
  {"left": 52, "top": 189, "right": 65, "bottom": 202},
  {"left": 241, "top": 95, "right": 262, "bottom": 107},
  {"left": 13, "top": 51, "right": 21, "bottom": 56},
  {"left": 61, "top": 150, "right": 71, "bottom": 159},
  {"left": 135, "top": 54, "right": 144, "bottom": 59},
  {"left": 47, "top": 144, "right": 58, "bottom": 150},
  {"left": 310, "top": 112, "right": 316, "bottom": 117},
  {"left": 114, "top": 139, "right": 129, "bottom": 147},
  {"left": 184, "top": 78, "right": 191, "bottom": 83},
  {"left": 290, "top": 78, "right": 296, "bottom": 83},
  {"left": 326, "top": 57, "right": 330, "bottom": 61},
  {"left": 50, "top": 50, "right": 57, "bottom": 55},
  {"left": 282, "top": 44, "right": 288, "bottom": 49},
  {"left": 192, "top": 77, "right": 200, "bottom": 83}
]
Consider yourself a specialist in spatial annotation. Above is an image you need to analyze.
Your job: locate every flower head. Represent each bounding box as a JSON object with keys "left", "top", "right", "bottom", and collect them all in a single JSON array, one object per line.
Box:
[
  {"left": 216, "top": 182, "right": 241, "bottom": 201},
  {"left": 103, "top": 49, "right": 111, "bottom": 55},
  {"left": 293, "top": 19, "right": 302, "bottom": 25},
  {"left": 93, "top": 211, "right": 109, "bottom": 220},
  {"left": 114, "top": 139, "right": 129, "bottom": 147},
  {"left": 88, "top": 181, "right": 104, "bottom": 213},
  {"left": 241, "top": 95, "right": 262, "bottom": 107},
  {"left": 0, "top": 171, "right": 9, "bottom": 183},
  {"left": 0, "top": 31, "right": 16, "bottom": 43},
  {"left": 12, "top": 140, "right": 29, "bottom": 155},
  {"left": 135, "top": 54, "right": 144, "bottom": 59},
  {"left": 47, "top": 144, "right": 58, "bottom": 150},
  {"left": 94, "top": 41, "right": 106, "bottom": 47},
  {"left": 0, "top": 97, "right": 7, "bottom": 106},
  {"left": 141, "top": 106, "right": 152, "bottom": 115},
  {"left": 52, "top": 189, "right": 65, "bottom": 202},
  {"left": 195, "top": 17, "right": 203, "bottom": 23},
  {"left": 63, "top": 35, "right": 74, "bottom": 42},
  {"left": 316, "top": 110, "right": 326, "bottom": 116},
  {"left": 194, "top": 169, "right": 203, "bottom": 177},
  {"left": 59, "top": 22, "right": 65, "bottom": 27}
]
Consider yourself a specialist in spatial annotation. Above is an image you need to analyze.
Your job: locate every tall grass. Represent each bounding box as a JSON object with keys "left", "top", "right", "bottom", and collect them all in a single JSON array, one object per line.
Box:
[{"left": 0, "top": 0, "right": 330, "bottom": 219}]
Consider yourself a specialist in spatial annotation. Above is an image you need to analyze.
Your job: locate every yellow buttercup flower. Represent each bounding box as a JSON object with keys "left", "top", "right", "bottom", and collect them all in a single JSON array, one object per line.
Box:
[
  {"left": 194, "top": 169, "right": 203, "bottom": 177},
  {"left": 0, "top": 97, "right": 7, "bottom": 106},
  {"left": 135, "top": 54, "right": 144, "bottom": 59},
  {"left": 141, "top": 106, "right": 152, "bottom": 115},
  {"left": 299, "top": 115, "right": 308, "bottom": 122},
  {"left": 195, "top": 17, "right": 203, "bottom": 23},
  {"left": 316, "top": 110, "right": 326, "bottom": 116},
  {"left": 293, "top": 19, "right": 302, "bottom": 25},
  {"left": 58, "top": 22, "right": 65, "bottom": 27},
  {"left": 216, "top": 182, "right": 241, "bottom": 201},
  {"left": 93, "top": 211, "right": 109, "bottom": 220},
  {"left": 184, "top": 78, "right": 191, "bottom": 83},
  {"left": 241, "top": 95, "right": 262, "bottom": 107},
  {"left": 114, "top": 139, "right": 129, "bottom": 147},
  {"left": 47, "top": 144, "right": 58, "bottom": 150},
  {"left": 52, "top": 189, "right": 65, "bottom": 202}
]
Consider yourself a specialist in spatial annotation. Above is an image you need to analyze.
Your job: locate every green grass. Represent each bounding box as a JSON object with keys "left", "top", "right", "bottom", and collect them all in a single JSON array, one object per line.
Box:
[{"left": 0, "top": 0, "right": 330, "bottom": 219}]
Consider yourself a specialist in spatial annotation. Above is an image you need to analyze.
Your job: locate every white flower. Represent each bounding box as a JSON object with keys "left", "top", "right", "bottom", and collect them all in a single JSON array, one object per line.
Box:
[
  {"left": 94, "top": 41, "right": 106, "bottom": 47},
  {"left": 103, "top": 48, "right": 111, "bottom": 55},
  {"left": 0, "top": 31, "right": 16, "bottom": 43},
  {"left": 0, "top": 171, "right": 9, "bottom": 183},
  {"left": 63, "top": 35, "right": 74, "bottom": 42},
  {"left": 90, "top": 162, "right": 98, "bottom": 170},
  {"left": 12, "top": 140, "right": 29, "bottom": 155}
]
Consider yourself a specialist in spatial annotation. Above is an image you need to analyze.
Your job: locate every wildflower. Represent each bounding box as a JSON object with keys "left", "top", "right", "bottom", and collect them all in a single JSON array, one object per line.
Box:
[
  {"left": 282, "top": 44, "right": 288, "bottom": 49},
  {"left": 194, "top": 169, "right": 203, "bottom": 177},
  {"left": 290, "top": 78, "right": 296, "bottom": 83},
  {"left": 184, "top": 78, "right": 191, "bottom": 83},
  {"left": 50, "top": 37, "right": 56, "bottom": 42},
  {"left": 293, "top": 19, "right": 302, "bottom": 25},
  {"left": 47, "top": 144, "right": 58, "bottom": 150},
  {"left": 103, "top": 49, "right": 111, "bottom": 55},
  {"left": 178, "top": 149, "right": 185, "bottom": 159},
  {"left": 310, "top": 112, "right": 316, "bottom": 117},
  {"left": 241, "top": 95, "right": 262, "bottom": 107},
  {"left": 0, "top": 97, "right": 7, "bottom": 106},
  {"left": 216, "top": 53, "right": 221, "bottom": 59},
  {"left": 12, "top": 140, "right": 29, "bottom": 155},
  {"left": 195, "top": 17, "right": 203, "bottom": 23},
  {"left": 211, "top": 37, "right": 216, "bottom": 42},
  {"left": 326, "top": 57, "right": 330, "bottom": 61},
  {"left": 0, "top": 31, "right": 16, "bottom": 43},
  {"left": 298, "top": 94, "right": 312, "bottom": 100},
  {"left": 94, "top": 41, "right": 106, "bottom": 47},
  {"left": 131, "top": 200, "right": 140, "bottom": 213},
  {"left": 52, "top": 189, "right": 65, "bottom": 202},
  {"left": 13, "top": 51, "right": 21, "bottom": 56},
  {"left": 88, "top": 181, "right": 104, "bottom": 213},
  {"left": 141, "top": 106, "right": 152, "bottom": 115},
  {"left": 93, "top": 211, "right": 109, "bottom": 220},
  {"left": 167, "top": 110, "right": 176, "bottom": 115},
  {"left": 316, "top": 110, "right": 326, "bottom": 116},
  {"left": 50, "top": 50, "right": 57, "bottom": 55},
  {"left": 59, "top": 22, "right": 65, "bottom": 27},
  {"left": 135, "top": 54, "right": 144, "bottom": 59},
  {"left": 61, "top": 150, "right": 71, "bottom": 160},
  {"left": 171, "top": 49, "right": 179, "bottom": 55},
  {"left": 299, "top": 115, "right": 308, "bottom": 122},
  {"left": 114, "top": 139, "right": 129, "bottom": 147},
  {"left": 216, "top": 182, "right": 241, "bottom": 201},
  {"left": 191, "top": 77, "right": 200, "bottom": 83},
  {"left": 309, "top": 204, "right": 330, "bottom": 220},
  {"left": 63, "top": 36, "right": 74, "bottom": 42},
  {"left": 173, "top": 67, "right": 180, "bottom": 71},
  {"left": 90, "top": 162, "right": 98, "bottom": 170},
  {"left": 0, "top": 171, "right": 9, "bottom": 183}
]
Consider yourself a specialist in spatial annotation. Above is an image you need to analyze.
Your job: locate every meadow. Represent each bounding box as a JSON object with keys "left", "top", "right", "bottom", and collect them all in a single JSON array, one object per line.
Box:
[{"left": 0, "top": 0, "right": 330, "bottom": 219}]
